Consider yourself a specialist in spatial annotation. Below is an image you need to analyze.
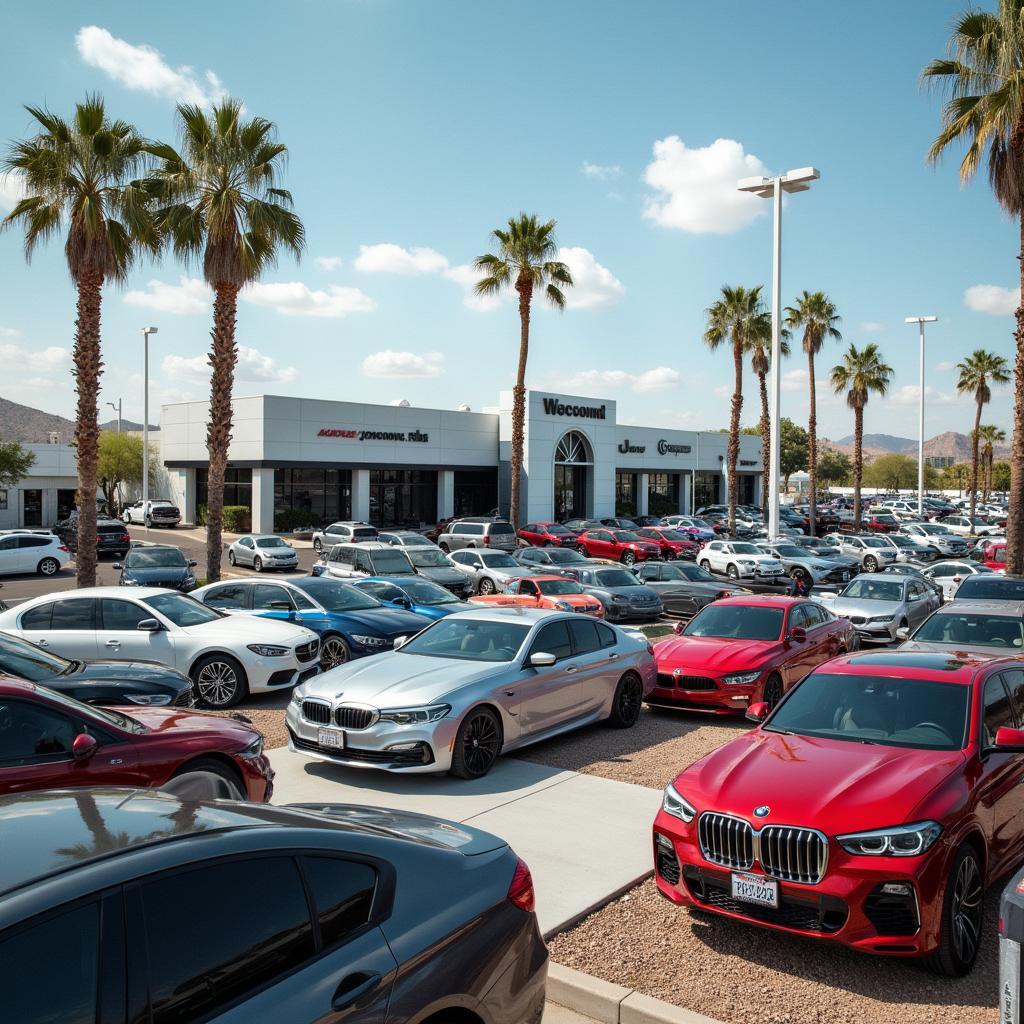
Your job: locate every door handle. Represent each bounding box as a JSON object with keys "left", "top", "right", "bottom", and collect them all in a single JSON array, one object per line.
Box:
[
  {"left": 609, "top": 653, "right": 619, "bottom": 660},
  {"left": 565, "top": 665, "right": 578, "bottom": 674},
  {"left": 331, "top": 971, "right": 381, "bottom": 1011},
  {"left": 37, "top": 639, "right": 48, "bottom": 647},
  {"left": 505, "top": 690, "right": 515, "bottom": 697},
  {"left": 105, "top": 640, "right": 121, "bottom": 648}
]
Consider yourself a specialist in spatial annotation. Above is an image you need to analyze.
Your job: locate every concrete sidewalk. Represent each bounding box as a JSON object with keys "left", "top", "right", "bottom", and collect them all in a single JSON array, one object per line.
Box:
[{"left": 267, "top": 748, "right": 662, "bottom": 937}]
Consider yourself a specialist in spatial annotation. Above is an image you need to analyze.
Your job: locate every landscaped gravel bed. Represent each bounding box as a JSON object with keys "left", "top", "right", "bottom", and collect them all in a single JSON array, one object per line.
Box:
[
  {"left": 205, "top": 691, "right": 291, "bottom": 749},
  {"left": 548, "top": 878, "right": 999, "bottom": 1024}
]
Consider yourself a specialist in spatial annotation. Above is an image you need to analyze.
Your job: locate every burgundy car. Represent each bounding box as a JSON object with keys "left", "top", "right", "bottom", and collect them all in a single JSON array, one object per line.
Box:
[
  {"left": 575, "top": 529, "right": 661, "bottom": 566},
  {"left": 0, "top": 677, "right": 273, "bottom": 801},
  {"left": 636, "top": 527, "right": 699, "bottom": 561},
  {"left": 517, "top": 521, "right": 579, "bottom": 548},
  {"left": 863, "top": 513, "right": 900, "bottom": 534}
]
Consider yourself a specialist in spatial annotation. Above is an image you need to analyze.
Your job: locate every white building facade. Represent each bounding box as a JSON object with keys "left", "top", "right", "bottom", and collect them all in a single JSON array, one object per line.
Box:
[{"left": 0, "top": 442, "right": 79, "bottom": 529}]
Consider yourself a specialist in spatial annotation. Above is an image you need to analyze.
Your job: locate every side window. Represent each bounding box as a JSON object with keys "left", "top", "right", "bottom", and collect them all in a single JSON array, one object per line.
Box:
[
  {"left": 0, "top": 537, "right": 17, "bottom": 551},
  {"left": 467, "top": 552, "right": 482, "bottom": 567},
  {"left": 451, "top": 551, "right": 470, "bottom": 565},
  {"left": 568, "top": 618, "right": 601, "bottom": 655},
  {"left": 252, "top": 585, "right": 292, "bottom": 611},
  {"left": 18, "top": 536, "right": 49, "bottom": 549},
  {"left": 100, "top": 599, "right": 150, "bottom": 631},
  {"left": 0, "top": 902, "right": 101, "bottom": 1024},
  {"left": 354, "top": 552, "right": 373, "bottom": 574},
  {"left": 0, "top": 698, "right": 79, "bottom": 765},
  {"left": 983, "top": 675, "right": 1017, "bottom": 747},
  {"left": 362, "top": 582, "right": 402, "bottom": 603},
  {"left": 202, "top": 584, "right": 249, "bottom": 610},
  {"left": 519, "top": 580, "right": 538, "bottom": 596},
  {"left": 290, "top": 590, "right": 317, "bottom": 611},
  {"left": 240, "top": 537, "right": 254, "bottom": 549},
  {"left": 788, "top": 605, "right": 809, "bottom": 630},
  {"left": 142, "top": 857, "right": 314, "bottom": 1024},
  {"left": 334, "top": 547, "right": 354, "bottom": 566},
  {"left": 529, "top": 621, "right": 573, "bottom": 661},
  {"left": 302, "top": 856, "right": 377, "bottom": 948},
  {"left": 523, "top": 524, "right": 537, "bottom": 533},
  {"left": 1003, "top": 670, "right": 1024, "bottom": 722},
  {"left": 50, "top": 599, "right": 96, "bottom": 631},
  {"left": 20, "top": 603, "right": 53, "bottom": 630}
]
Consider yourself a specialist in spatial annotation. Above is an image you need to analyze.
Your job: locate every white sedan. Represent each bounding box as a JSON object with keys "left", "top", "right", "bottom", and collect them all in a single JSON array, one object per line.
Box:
[
  {"left": 922, "top": 560, "right": 997, "bottom": 600},
  {"left": 698, "top": 540, "right": 786, "bottom": 582},
  {"left": 0, "top": 587, "right": 321, "bottom": 708}
]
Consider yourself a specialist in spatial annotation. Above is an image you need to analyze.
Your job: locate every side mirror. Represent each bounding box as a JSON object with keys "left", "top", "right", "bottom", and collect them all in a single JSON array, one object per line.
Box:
[
  {"left": 72, "top": 733, "right": 97, "bottom": 760},
  {"left": 530, "top": 651, "right": 557, "bottom": 668},
  {"left": 136, "top": 618, "right": 161, "bottom": 632},
  {"left": 188, "top": 560, "right": 198, "bottom": 567},
  {"left": 673, "top": 620, "right": 686, "bottom": 635},
  {"left": 395, "top": 596, "right": 412, "bottom": 609},
  {"left": 995, "top": 726, "right": 1024, "bottom": 751},
  {"left": 896, "top": 626, "right": 911, "bottom": 641},
  {"left": 745, "top": 701, "right": 770, "bottom": 724},
  {"left": 788, "top": 626, "right": 807, "bottom": 644},
  {"left": 392, "top": 635, "right": 409, "bottom": 650}
]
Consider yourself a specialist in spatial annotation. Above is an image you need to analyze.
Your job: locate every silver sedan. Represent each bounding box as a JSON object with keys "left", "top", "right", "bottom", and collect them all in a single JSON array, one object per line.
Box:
[
  {"left": 286, "top": 606, "right": 656, "bottom": 777},
  {"left": 226, "top": 534, "right": 299, "bottom": 572},
  {"left": 814, "top": 572, "right": 941, "bottom": 642}
]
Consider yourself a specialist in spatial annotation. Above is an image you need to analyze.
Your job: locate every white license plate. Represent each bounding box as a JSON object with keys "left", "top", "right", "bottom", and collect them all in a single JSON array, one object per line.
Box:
[
  {"left": 731, "top": 872, "right": 778, "bottom": 908},
  {"left": 317, "top": 728, "right": 345, "bottom": 750}
]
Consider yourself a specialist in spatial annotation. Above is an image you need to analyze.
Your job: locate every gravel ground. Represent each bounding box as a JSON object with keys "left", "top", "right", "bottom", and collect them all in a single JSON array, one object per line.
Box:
[
  {"left": 548, "top": 879, "right": 1000, "bottom": 1024},
  {"left": 204, "top": 691, "right": 291, "bottom": 749}
]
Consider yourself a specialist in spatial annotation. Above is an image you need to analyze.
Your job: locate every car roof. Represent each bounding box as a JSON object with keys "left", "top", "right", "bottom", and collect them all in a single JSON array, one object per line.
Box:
[
  {"left": 846, "top": 572, "right": 906, "bottom": 582},
  {"left": 247, "top": 534, "right": 285, "bottom": 541},
  {"left": 936, "top": 599, "right": 1024, "bottom": 616},
  {"left": 711, "top": 595, "right": 805, "bottom": 609},
  {"left": 359, "top": 575, "right": 441, "bottom": 587},
  {"left": 438, "top": 605, "right": 560, "bottom": 624},
  {"left": 825, "top": 649, "right": 1009, "bottom": 684},
  {"left": 13, "top": 586, "right": 182, "bottom": 602}
]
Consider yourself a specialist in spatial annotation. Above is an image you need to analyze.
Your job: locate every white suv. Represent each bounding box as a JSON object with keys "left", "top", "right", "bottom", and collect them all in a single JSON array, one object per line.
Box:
[
  {"left": 698, "top": 540, "right": 785, "bottom": 581},
  {"left": 0, "top": 531, "right": 70, "bottom": 577},
  {"left": 322, "top": 542, "right": 416, "bottom": 580}
]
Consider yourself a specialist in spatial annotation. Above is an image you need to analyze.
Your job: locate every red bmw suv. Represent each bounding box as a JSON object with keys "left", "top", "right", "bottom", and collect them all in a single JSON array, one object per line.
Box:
[
  {"left": 635, "top": 527, "right": 699, "bottom": 561},
  {"left": 575, "top": 529, "right": 661, "bottom": 565},
  {"left": 517, "top": 521, "right": 580, "bottom": 548},
  {"left": 654, "top": 650, "right": 1024, "bottom": 975}
]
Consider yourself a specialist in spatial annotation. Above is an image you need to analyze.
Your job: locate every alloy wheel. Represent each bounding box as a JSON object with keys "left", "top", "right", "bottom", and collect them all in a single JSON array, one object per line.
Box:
[
  {"left": 622, "top": 551, "right": 636, "bottom": 566},
  {"left": 460, "top": 711, "right": 500, "bottom": 776},
  {"left": 254, "top": 556, "right": 263, "bottom": 572},
  {"left": 196, "top": 661, "right": 240, "bottom": 707},
  {"left": 479, "top": 578, "right": 495, "bottom": 595},
  {"left": 38, "top": 558, "right": 59, "bottom": 576},
  {"left": 763, "top": 675, "right": 783, "bottom": 710},
  {"left": 617, "top": 675, "right": 643, "bottom": 724},
  {"left": 951, "top": 853, "right": 983, "bottom": 965},
  {"left": 313, "top": 538, "right": 322, "bottom": 552},
  {"left": 865, "top": 556, "right": 877, "bottom": 572},
  {"left": 321, "top": 636, "right": 349, "bottom": 670}
]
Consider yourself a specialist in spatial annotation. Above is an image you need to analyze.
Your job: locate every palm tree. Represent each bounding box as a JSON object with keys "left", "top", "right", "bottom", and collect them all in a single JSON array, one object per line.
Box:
[
  {"left": 956, "top": 350, "right": 1010, "bottom": 526},
  {"left": 829, "top": 343, "right": 893, "bottom": 530},
  {"left": 744, "top": 311, "right": 790, "bottom": 517},
  {"left": 923, "top": 4, "right": 1024, "bottom": 572},
  {"left": 704, "top": 285, "right": 764, "bottom": 533},
  {"left": 474, "top": 215, "right": 573, "bottom": 528},
  {"left": 147, "top": 100, "right": 303, "bottom": 582},
  {"left": 2, "top": 97, "right": 155, "bottom": 587},
  {"left": 978, "top": 424, "right": 1007, "bottom": 498},
  {"left": 784, "top": 291, "right": 842, "bottom": 536}
]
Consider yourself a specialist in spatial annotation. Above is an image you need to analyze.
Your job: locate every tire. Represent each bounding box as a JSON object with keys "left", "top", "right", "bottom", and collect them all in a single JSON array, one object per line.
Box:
[
  {"left": 439, "top": 543, "right": 450, "bottom": 554},
  {"left": 762, "top": 673, "right": 784, "bottom": 711},
  {"left": 145, "top": 516, "right": 153, "bottom": 528},
  {"left": 926, "top": 844, "right": 985, "bottom": 977},
  {"left": 37, "top": 557, "right": 60, "bottom": 577},
  {"left": 192, "top": 654, "right": 248, "bottom": 708},
  {"left": 543, "top": 541, "right": 553, "bottom": 548},
  {"left": 320, "top": 634, "right": 351, "bottom": 670},
  {"left": 449, "top": 707, "right": 502, "bottom": 779},
  {"left": 606, "top": 672, "right": 643, "bottom": 728},
  {"left": 864, "top": 556, "right": 878, "bottom": 572},
  {"left": 576, "top": 545, "right": 588, "bottom": 556},
  {"left": 122, "top": 511, "right": 131, "bottom": 524},
  {"left": 700, "top": 559, "right": 712, "bottom": 572},
  {"left": 313, "top": 538, "right": 322, "bottom": 553},
  {"left": 253, "top": 556, "right": 263, "bottom": 573},
  {"left": 622, "top": 551, "right": 636, "bottom": 566},
  {"left": 726, "top": 564, "right": 739, "bottom": 580},
  {"left": 478, "top": 577, "right": 496, "bottom": 595},
  {"left": 163, "top": 758, "right": 246, "bottom": 801},
  {"left": 227, "top": 550, "right": 236, "bottom": 566}
]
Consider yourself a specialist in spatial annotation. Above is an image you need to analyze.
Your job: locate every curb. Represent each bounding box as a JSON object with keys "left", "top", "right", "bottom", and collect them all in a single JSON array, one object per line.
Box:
[{"left": 547, "top": 963, "right": 725, "bottom": 1024}]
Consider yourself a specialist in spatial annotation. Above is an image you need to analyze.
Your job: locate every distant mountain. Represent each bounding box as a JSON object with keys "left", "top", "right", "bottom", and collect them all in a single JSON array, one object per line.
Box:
[
  {"left": 0, "top": 396, "right": 157, "bottom": 443},
  {"left": 833, "top": 433, "right": 915, "bottom": 453},
  {"left": 99, "top": 418, "right": 159, "bottom": 433},
  {"left": 825, "top": 429, "right": 1011, "bottom": 464}
]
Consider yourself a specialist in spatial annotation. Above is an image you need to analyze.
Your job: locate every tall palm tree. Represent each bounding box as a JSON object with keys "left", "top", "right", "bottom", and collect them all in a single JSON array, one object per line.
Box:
[
  {"left": 474, "top": 215, "right": 573, "bottom": 528},
  {"left": 2, "top": 97, "right": 155, "bottom": 587},
  {"left": 147, "top": 100, "right": 303, "bottom": 582},
  {"left": 978, "top": 424, "right": 1008, "bottom": 498},
  {"left": 956, "top": 350, "right": 1010, "bottom": 525},
  {"left": 830, "top": 343, "right": 893, "bottom": 530},
  {"left": 923, "top": 4, "right": 1024, "bottom": 573},
  {"left": 704, "top": 285, "right": 764, "bottom": 533},
  {"left": 744, "top": 311, "right": 790, "bottom": 517},
  {"left": 784, "top": 291, "right": 842, "bottom": 536}
]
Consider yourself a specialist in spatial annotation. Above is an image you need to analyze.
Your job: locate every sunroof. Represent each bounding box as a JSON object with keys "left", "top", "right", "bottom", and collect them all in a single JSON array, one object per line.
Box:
[{"left": 850, "top": 652, "right": 970, "bottom": 672}]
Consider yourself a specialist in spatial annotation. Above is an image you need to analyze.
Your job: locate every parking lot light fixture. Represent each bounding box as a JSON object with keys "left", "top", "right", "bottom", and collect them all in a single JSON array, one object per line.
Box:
[
  {"left": 904, "top": 316, "right": 938, "bottom": 520},
  {"left": 737, "top": 167, "right": 820, "bottom": 540}
]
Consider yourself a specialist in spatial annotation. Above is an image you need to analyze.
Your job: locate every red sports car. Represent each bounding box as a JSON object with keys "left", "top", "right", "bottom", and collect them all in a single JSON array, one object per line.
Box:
[
  {"left": 654, "top": 651, "right": 1024, "bottom": 975},
  {"left": 0, "top": 677, "right": 274, "bottom": 801},
  {"left": 648, "top": 595, "right": 856, "bottom": 713},
  {"left": 575, "top": 528, "right": 661, "bottom": 565},
  {"left": 517, "top": 521, "right": 580, "bottom": 548},
  {"left": 863, "top": 513, "right": 900, "bottom": 534},
  {"left": 636, "top": 527, "right": 699, "bottom": 561}
]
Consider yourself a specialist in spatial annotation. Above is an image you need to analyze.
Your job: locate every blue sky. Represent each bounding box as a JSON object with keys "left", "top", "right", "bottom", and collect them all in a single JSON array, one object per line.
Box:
[{"left": 0, "top": 0, "right": 1017, "bottom": 442}]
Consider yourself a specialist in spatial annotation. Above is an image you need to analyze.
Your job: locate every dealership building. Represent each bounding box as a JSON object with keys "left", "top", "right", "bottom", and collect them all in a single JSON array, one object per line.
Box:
[{"left": 160, "top": 390, "right": 763, "bottom": 531}]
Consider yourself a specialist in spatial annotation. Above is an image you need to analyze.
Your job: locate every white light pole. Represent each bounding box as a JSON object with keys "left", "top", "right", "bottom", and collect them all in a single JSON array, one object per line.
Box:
[
  {"left": 738, "top": 167, "right": 820, "bottom": 540},
  {"left": 106, "top": 399, "right": 122, "bottom": 433},
  {"left": 904, "top": 316, "right": 938, "bottom": 518},
  {"left": 141, "top": 327, "right": 159, "bottom": 528}
]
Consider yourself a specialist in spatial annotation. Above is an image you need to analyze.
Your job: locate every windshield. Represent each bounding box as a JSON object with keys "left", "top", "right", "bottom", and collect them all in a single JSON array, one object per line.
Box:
[
  {"left": 536, "top": 579, "right": 582, "bottom": 595},
  {"left": 297, "top": 579, "right": 382, "bottom": 610},
  {"left": 731, "top": 543, "right": 761, "bottom": 555},
  {"left": 256, "top": 537, "right": 291, "bottom": 549},
  {"left": 862, "top": 537, "right": 889, "bottom": 548},
  {"left": 659, "top": 530, "right": 689, "bottom": 542},
  {"left": 392, "top": 580, "right": 458, "bottom": 605},
  {"left": 407, "top": 548, "right": 452, "bottom": 568},
  {"left": 0, "top": 632, "right": 70, "bottom": 680},
  {"left": 396, "top": 533, "right": 432, "bottom": 546},
  {"left": 875, "top": 515, "right": 897, "bottom": 523},
  {"left": 594, "top": 569, "right": 640, "bottom": 588},
  {"left": 125, "top": 548, "right": 187, "bottom": 568},
  {"left": 920, "top": 525, "right": 951, "bottom": 536},
  {"left": 913, "top": 612, "right": 1024, "bottom": 649},
  {"left": 840, "top": 579, "right": 904, "bottom": 601},
  {"left": 956, "top": 576, "right": 1024, "bottom": 600},
  {"left": 612, "top": 531, "right": 643, "bottom": 542},
  {"left": 684, "top": 604, "right": 783, "bottom": 640},
  {"left": 142, "top": 593, "right": 222, "bottom": 627},
  {"left": 889, "top": 537, "right": 914, "bottom": 547},
  {"left": 480, "top": 553, "right": 518, "bottom": 568},
  {"left": 766, "top": 672, "right": 969, "bottom": 751},
  {"left": 546, "top": 524, "right": 573, "bottom": 534},
  {"left": 773, "top": 545, "right": 804, "bottom": 557},
  {"left": 690, "top": 519, "right": 712, "bottom": 528},
  {"left": 369, "top": 549, "right": 414, "bottom": 574},
  {"left": 399, "top": 618, "right": 530, "bottom": 661},
  {"left": 547, "top": 549, "right": 586, "bottom": 564}
]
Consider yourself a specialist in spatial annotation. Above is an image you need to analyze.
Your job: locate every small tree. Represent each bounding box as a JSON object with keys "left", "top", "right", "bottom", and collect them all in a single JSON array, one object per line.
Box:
[
  {"left": 0, "top": 439, "right": 36, "bottom": 488},
  {"left": 817, "top": 448, "right": 852, "bottom": 489},
  {"left": 97, "top": 431, "right": 153, "bottom": 514},
  {"left": 779, "top": 418, "right": 809, "bottom": 491}
]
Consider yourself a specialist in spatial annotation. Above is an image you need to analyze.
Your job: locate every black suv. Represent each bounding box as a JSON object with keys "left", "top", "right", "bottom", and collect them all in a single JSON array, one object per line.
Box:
[{"left": 56, "top": 513, "right": 131, "bottom": 558}]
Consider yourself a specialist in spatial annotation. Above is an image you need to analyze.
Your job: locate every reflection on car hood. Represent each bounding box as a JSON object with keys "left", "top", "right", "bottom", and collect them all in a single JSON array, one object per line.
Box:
[
  {"left": 124, "top": 706, "right": 260, "bottom": 744},
  {"left": 899, "top": 639, "right": 1014, "bottom": 657},
  {"left": 71, "top": 659, "right": 190, "bottom": 684},
  {"left": 188, "top": 614, "right": 315, "bottom": 645},
  {"left": 656, "top": 635, "right": 777, "bottom": 672},
  {"left": 828, "top": 597, "right": 905, "bottom": 617},
  {"left": 585, "top": 583, "right": 660, "bottom": 600}
]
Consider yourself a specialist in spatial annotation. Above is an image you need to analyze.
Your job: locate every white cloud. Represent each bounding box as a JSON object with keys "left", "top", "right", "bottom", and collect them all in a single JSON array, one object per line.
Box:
[
  {"left": 888, "top": 384, "right": 958, "bottom": 405},
  {"left": 642, "top": 136, "right": 770, "bottom": 234},
  {"left": 242, "top": 281, "right": 376, "bottom": 318},
  {"left": 354, "top": 243, "right": 449, "bottom": 275},
  {"left": 713, "top": 384, "right": 731, "bottom": 400},
  {"left": 581, "top": 161, "right": 622, "bottom": 180},
  {"left": 361, "top": 350, "right": 444, "bottom": 378},
  {"left": 0, "top": 343, "right": 69, "bottom": 372},
  {"left": 75, "top": 26, "right": 228, "bottom": 107},
  {"left": 860, "top": 321, "right": 883, "bottom": 333},
  {"left": 124, "top": 276, "right": 212, "bottom": 315},
  {"left": 964, "top": 283, "right": 1019, "bottom": 315},
  {"left": 556, "top": 247, "right": 625, "bottom": 310},
  {"left": 0, "top": 170, "right": 27, "bottom": 211},
  {"left": 315, "top": 256, "right": 343, "bottom": 271},
  {"left": 561, "top": 366, "right": 679, "bottom": 394},
  {"left": 782, "top": 368, "right": 809, "bottom": 392},
  {"left": 936, "top": 360, "right": 954, "bottom": 371},
  {"left": 162, "top": 345, "right": 298, "bottom": 385},
  {"left": 0, "top": 327, "right": 20, "bottom": 337}
]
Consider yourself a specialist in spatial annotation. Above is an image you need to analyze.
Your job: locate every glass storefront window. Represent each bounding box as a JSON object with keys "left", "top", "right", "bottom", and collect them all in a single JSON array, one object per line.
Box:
[
  {"left": 197, "top": 468, "right": 253, "bottom": 511},
  {"left": 369, "top": 470, "right": 437, "bottom": 529},
  {"left": 453, "top": 470, "right": 497, "bottom": 519},
  {"left": 615, "top": 472, "right": 637, "bottom": 516},
  {"left": 274, "top": 469, "right": 351, "bottom": 528},
  {"left": 693, "top": 471, "right": 721, "bottom": 511},
  {"left": 648, "top": 473, "right": 680, "bottom": 517}
]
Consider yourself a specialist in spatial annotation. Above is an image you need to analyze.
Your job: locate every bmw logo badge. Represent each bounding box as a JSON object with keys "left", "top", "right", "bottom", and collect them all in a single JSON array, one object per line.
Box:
[{"left": 753, "top": 805, "right": 770, "bottom": 818}]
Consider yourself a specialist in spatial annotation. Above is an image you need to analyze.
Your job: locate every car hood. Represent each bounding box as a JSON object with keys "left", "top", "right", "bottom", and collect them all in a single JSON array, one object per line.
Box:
[
  {"left": 488, "top": 566, "right": 540, "bottom": 580},
  {"left": 656, "top": 635, "right": 778, "bottom": 672},
  {"left": 332, "top": 608, "right": 432, "bottom": 638},
  {"left": 71, "top": 659, "right": 190, "bottom": 685},
  {"left": 589, "top": 584, "right": 661, "bottom": 600},
  {"left": 414, "top": 565, "right": 468, "bottom": 586},
  {"left": 189, "top": 614, "right": 315, "bottom": 645},
  {"left": 122, "top": 566, "right": 192, "bottom": 584},
  {"left": 827, "top": 597, "right": 904, "bottom": 617},
  {"left": 899, "top": 640, "right": 1011, "bottom": 659},
  {"left": 121, "top": 706, "right": 260, "bottom": 746},
  {"left": 679, "top": 729, "right": 964, "bottom": 835}
]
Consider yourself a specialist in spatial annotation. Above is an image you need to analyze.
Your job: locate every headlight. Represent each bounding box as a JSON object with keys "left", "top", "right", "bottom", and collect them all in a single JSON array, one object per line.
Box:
[
  {"left": 837, "top": 821, "right": 942, "bottom": 857},
  {"left": 351, "top": 634, "right": 388, "bottom": 648},
  {"left": 247, "top": 644, "right": 289, "bottom": 657},
  {"left": 290, "top": 688, "right": 304, "bottom": 706},
  {"left": 555, "top": 600, "right": 573, "bottom": 611},
  {"left": 739, "top": 560, "right": 754, "bottom": 566},
  {"left": 612, "top": 594, "right": 629, "bottom": 603},
  {"left": 238, "top": 736, "right": 264, "bottom": 759},
  {"left": 122, "top": 578, "right": 141, "bottom": 586},
  {"left": 123, "top": 693, "right": 172, "bottom": 705},
  {"left": 722, "top": 670, "right": 761, "bottom": 686},
  {"left": 662, "top": 783, "right": 696, "bottom": 823},
  {"left": 378, "top": 703, "right": 452, "bottom": 725}
]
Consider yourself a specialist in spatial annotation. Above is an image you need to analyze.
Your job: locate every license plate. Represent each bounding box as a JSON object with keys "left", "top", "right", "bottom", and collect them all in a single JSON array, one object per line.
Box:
[
  {"left": 731, "top": 872, "right": 778, "bottom": 908},
  {"left": 317, "top": 728, "right": 345, "bottom": 750}
]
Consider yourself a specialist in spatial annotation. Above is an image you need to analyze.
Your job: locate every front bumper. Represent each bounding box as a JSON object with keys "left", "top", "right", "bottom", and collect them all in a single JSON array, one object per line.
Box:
[
  {"left": 645, "top": 673, "right": 754, "bottom": 714},
  {"left": 845, "top": 618, "right": 898, "bottom": 642},
  {"left": 606, "top": 601, "right": 664, "bottom": 621},
  {"left": 247, "top": 651, "right": 321, "bottom": 693}
]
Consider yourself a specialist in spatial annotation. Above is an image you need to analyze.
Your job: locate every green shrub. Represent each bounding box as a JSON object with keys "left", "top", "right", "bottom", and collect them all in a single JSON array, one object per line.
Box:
[
  {"left": 221, "top": 505, "right": 251, "bottom": 532},
  {"left": 196, "top": 503, "right": 207, "bottom": 526},
  {"left": 274, "top": 508, "right": 319, "bottom": 532}
]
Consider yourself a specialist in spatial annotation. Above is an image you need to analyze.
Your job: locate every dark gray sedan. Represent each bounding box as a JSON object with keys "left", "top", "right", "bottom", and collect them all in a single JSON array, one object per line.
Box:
[
  {"left": 0, "top": 789, "right": 548, "bottom": 1024},
  {"left": 573, "top": 565, "right": 664, "bottom": 621},
  {"left": 631, "top": 560, "right": 748, "bottom": 617}
]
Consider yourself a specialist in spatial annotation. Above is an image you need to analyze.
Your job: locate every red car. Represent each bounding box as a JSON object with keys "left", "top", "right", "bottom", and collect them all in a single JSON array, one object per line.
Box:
[
  {"left": 654, "top": 650, "right": 1024, "bottom": 976},
  {"left": 0, "top": 677, "right": 273, "bottom": 801},
  {"left": 648, "top": 596, "right": 856, "bottom": 713},
  {"left": 575, "top": 528, "right": 661, "bottom": 565},
  {"left": 863, "top": 513, "right": 900, "bottom": 534},
  {"left": 517, "top": 521, "right": 580, "bottom": 548},
  {"left": 636, "top": 527, "right": 699, "bottom": 561},
  {"left": 977, "top": 539, "right": 1007, "bottom": 572}
]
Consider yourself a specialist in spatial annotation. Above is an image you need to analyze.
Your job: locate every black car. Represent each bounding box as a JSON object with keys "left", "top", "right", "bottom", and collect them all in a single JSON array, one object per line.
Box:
[
  {"left": 0, "top": 629, "right": 193, "bottom": 706},
  {"left": 598, "top": 517, "right": 639, "bottom": 529},
  {"left": 56, "top": 513, "right": 131, "bottom": 558},
  {"left": 115, "top": 544, "right": 198, "bottom": 592},
  {"left": 0, "top": 789, "right": 547, "bottom": 1024},
  {"left": 632, "top": 560, "right": 749, "bottom": 617}
]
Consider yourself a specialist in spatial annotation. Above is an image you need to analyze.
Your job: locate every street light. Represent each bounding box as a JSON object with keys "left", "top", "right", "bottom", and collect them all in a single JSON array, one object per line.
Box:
[
  {"left": 904, "top": 316, "right": 938, "bottom": 518},
  {"left": 737, "top": 167, "right": 820, "bottom": 539},
  {"left": 141, "top": 327, "right": 158, "bottom": 528},
  {"left": 106, "top": 399, "right": 122, "bottom": 433}
]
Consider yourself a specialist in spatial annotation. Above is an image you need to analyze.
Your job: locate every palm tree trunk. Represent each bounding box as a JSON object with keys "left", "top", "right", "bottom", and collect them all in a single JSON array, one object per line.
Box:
[
  {"left": 1009, "top": 212, "right": 1024, "bottom": 576},
  {"left": 73, "top": 271, "right": 103, "bottom": 588},
  {"left": 510, "top": 276, "right": 533, "bottom": 530},
  {"left": 727, "top": 337, "right": 743, "bottom": 533},
  {"left": 969, "top": 400, "right": 982, "bottom": 531},
  {"left": 807, "top": 349, "right": 818, "bottom": 536},
  {"left": 853, "top": 405, "right": 864, "bottom": 531},
  {"left": 204, "top": 284, "right": 240, "bottom": 583},
  {"left": 758, "top": 368, "right": 769, "bottom": 519}
]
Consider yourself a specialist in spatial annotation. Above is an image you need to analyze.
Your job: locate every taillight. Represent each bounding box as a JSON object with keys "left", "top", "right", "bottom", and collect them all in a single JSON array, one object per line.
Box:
[
  {"left": 646, "top": 641, "right": 655, "bottom": 655},
  {"left": 482, "top": 535, "right": 490, "bottom": 546},
  {"left": 507, "top": 856, "right": 535, "bottom": 913},
  {"left": 58, "top": 545, "right": 69, "bottom": 553}
]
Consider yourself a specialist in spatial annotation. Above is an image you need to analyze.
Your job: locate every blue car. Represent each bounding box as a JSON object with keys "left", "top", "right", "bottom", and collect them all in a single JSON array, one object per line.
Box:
[
  {"left": 353, "top": 575, "right": 472, "bottom": 620},
  {"left": 192, "top": 576, "right": 431, "bottom": 670}
]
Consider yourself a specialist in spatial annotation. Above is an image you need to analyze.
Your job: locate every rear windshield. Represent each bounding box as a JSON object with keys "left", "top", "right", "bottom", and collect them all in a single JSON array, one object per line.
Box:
[
  {"left": 353, "top": 527, "right": 378, "bottom": 540},
  {"left": 913, "top": 612, "right": 1024, "bottom": 649},
  {"left": 955, "top": 576, "right": 1024, "bottom": 601},
  {"left": 487, "top": 523, "right": 515, "bottom": 536}
]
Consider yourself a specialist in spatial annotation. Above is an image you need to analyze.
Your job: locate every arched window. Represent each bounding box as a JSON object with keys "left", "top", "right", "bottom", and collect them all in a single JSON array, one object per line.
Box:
[{"left": 554, "top": 430, "right": 593, "bottom": 465}]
